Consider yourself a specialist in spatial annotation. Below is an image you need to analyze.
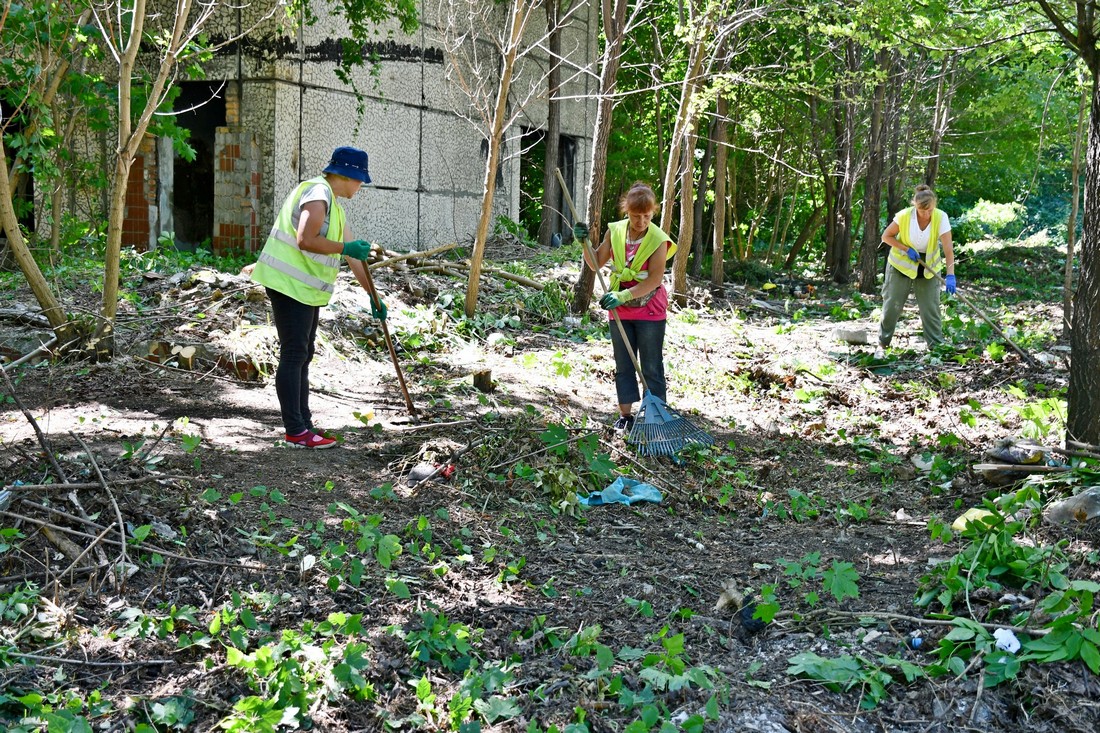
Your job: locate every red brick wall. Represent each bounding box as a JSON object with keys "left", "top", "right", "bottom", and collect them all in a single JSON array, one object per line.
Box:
[
  {"left": 122, "top": 153, "right": 152, "bottom": 252},
  {"left": 213, "top": 130, "right": 262, "bottom": 254}
]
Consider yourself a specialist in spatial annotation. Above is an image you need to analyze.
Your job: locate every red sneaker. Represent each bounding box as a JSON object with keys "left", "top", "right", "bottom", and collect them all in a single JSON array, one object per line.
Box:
[{"left": 285, "top": 430, "right": 338, "bottom": 449}]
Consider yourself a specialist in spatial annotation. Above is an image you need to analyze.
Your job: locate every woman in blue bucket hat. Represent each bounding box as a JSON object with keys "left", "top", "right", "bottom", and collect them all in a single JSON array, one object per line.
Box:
[{"left": 251, "top": 147, "right": 387, "bottom": 448}]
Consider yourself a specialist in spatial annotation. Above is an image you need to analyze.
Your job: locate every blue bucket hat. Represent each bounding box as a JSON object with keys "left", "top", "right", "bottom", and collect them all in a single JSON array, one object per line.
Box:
[{"left": 323, "top": 146, "right": 371, "bottom": 184}]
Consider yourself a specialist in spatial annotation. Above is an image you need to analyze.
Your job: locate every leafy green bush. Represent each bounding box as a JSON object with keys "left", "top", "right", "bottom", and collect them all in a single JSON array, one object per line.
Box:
[
  {"left": 724, "top": 258, "right": 774, "bottom": 286},
  {"left": 954, "top": 199, "right": 1027, "bottom": 244}
]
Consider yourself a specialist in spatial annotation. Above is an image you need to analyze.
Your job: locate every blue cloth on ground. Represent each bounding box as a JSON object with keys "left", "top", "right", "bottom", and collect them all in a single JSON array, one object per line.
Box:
[{"left": 578, "top": 477, "right": 663, "bottom": 507}]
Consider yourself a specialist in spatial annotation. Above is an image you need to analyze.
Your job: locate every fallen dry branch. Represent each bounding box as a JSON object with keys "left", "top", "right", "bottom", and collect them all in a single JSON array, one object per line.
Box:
[
  {"left": 971, "top": 463, "right": 1070, "bottom": 474},
  {"left": 70, "top": 433, "right": 129, "bottom": 583},
  {"left": 2, "top": 475, "right": 193, "bottom": 492},
  {"left": 0, "top": 509, "right": 278, "bottom": 574},
  {"left": 1, "top": 366, "right": 69, "bottom": 484},
  {"left": 407, "top": 259, "right": 543, "bottom": 290},
  {"left": 370, "top": 242, "right": 461, "bottom": 271}
]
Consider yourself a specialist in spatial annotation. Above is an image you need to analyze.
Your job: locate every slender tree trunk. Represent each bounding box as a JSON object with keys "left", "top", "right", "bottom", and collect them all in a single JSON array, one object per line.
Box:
[
  {"left": 537, "top": 0, "right": 564, "bottom": 248},
  {"left": 466, "top": 0, "right": 528, "bottom": 318},
  {"left": 572, "top": 0, "right": 629, "bottom": 313},
  {"left": 924, "top": 54, "right": 956, "bottom": 188},
  {"left": 1067, "top": 73, "right": 1100, "bottom": 444},
  {"left": 659, "top": 28, "right": 708, "bottom": 234},
  {"left": 0, "top": 140, "right": 70, "bottom": 336},
  {"left": 101, "top": 0, "right": 192, "bottom": 341},
  {"left": 672, "top": 120, "right": 700, "bottom": 303},
  {"left": 859, "top": 47, "right": 888, "bottom": 294},
  {"left": 784, "top": 206, "right": 825, "bottom": 271},
  {"left": 711, "top": 93, "right": 729, "bottom": 286},
  {"left": 691, "top": 118, "right": 715, "bottom": 278},
  {"left": 828, "top": 39, "right": 859, "bottom": 284},
  {"left": 1065, "top": 86, "right": 1087, "bottom": 336}
]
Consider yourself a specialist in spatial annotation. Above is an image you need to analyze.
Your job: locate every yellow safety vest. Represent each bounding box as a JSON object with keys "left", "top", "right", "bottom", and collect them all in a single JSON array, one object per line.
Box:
[
  {"left": 251, "top": 177, "right": 345, "bottom": 306},
  {"left": 888, "top": 207, "right": 944, "bottom": 279},
  {"left": 608, "top": 220, "right": 677, "bottom": 290}
]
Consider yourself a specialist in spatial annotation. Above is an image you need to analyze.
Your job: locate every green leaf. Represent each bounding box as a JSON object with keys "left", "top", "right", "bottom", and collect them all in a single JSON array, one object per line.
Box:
[
  {"left": 1079, "top": 640, "right": 1100, "bottom": 675},
  {"left": 823, "top": 560, "right": 860, "bottom": 602},
  {"left": 377, "top": 534, "right": 402, "bottom": 568},
  {"left": 473, "top": 696, "right": 521, "bottom": 723},
  {"left": 386, "top": 579, "right": 410, "bottom": 599},
  {"left": 540, "top": 425, "right": 570, "bottom": 456}
]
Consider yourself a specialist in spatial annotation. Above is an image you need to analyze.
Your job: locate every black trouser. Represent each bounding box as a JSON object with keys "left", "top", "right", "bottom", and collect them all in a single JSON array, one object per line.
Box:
[
  {"left": 267, "top": 288, "right": 320, "bottom": 435},
  {"left": 610, "top": 318, "right": 667, "bottom": 405}
]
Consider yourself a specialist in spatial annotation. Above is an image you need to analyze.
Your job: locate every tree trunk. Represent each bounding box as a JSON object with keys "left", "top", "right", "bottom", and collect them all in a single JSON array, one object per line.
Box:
[
  {"left": 572, "top": 0, "right": 629, "bottom": 314},
  {"left": 924, "top": 54, "right": 956, "bottom": 188},
  {"left": 859, "top": 47, "right": 888, "bottom": 295},
  {"left": 1065, "top": 86, "right": 1087, "bottom": 335},
  {"left": 0, "top": 140, "right": 70, "bottom": 337},
  {"left": 466, "top": 0, "right": 528, "bottom": 318},
  {"left": 1067, "top": 75, "right": 1100, "bottom": 444},
  {"left": 691, "top": 118, "right": 716, "bottom": 279},
  {"left": 659, "top": 22, "right": 708, "bottom": 236},
  {"left": 775, "top": 170, "right": 801, "bottom": 267},
  {"left": 537, "top": 0, "right": 564, "bottom": 248},
  {"left": 672, "top": 120, "right": 699, "bottom": 303},
  {"left": 711, "top": 92, "right": 729, "bottom": 286},
  {"left": 828, "top": 39, "right": 859, "bottom": 284},
  {"left": 783, "top": 206, "right": 825, "bottom": 271}
]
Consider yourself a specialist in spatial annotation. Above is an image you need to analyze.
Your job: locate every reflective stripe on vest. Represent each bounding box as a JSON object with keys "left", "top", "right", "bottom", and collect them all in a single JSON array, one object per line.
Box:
[
  {"left": 608, "top": 220, "right": 677, "bottom": 290},
  {"left": 888, "top": 207, "right": 943, "bottom": 279},
  {"left": 251, "top": 177, "right": 345, "bottom": 306}
]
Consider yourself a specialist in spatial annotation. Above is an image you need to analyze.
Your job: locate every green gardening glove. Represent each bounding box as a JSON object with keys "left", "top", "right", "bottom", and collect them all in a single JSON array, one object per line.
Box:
[
  {"left": 573, "top": 222, "right": 588, "bottom": 243},
  {"left": 370, "top": 297, "right": 387, "bottom": 322},
  {"left": 342, "top": 239, "right": 371, "bottom": 260},
  {"left": 599, "top": 290, "right": 633, "bottom": 310}
]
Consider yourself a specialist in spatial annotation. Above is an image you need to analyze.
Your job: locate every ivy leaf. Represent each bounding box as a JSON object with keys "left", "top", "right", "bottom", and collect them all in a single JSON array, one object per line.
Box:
[{"left": 823, "top": 560, "right": 860, "bottom": 602}]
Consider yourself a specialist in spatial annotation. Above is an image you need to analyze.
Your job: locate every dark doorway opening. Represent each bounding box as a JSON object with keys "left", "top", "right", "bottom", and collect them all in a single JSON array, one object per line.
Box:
[
  {"left": 519, "top": 128, "right": 576, "bottom": 243},
  {"left": 172, "top": 82, "right": 225, "bottom": 250}
]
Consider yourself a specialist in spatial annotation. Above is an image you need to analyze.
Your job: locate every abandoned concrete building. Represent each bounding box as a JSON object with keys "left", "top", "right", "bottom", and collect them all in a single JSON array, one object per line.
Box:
[{"left": 117, "top": 3, "right": 599, "bottom": 255}]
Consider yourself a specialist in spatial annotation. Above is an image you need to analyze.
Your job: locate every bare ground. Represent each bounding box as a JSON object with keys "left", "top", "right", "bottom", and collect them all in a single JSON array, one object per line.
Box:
[{"left": 1, "top": 244, "right": 1097, "bottom": 732}]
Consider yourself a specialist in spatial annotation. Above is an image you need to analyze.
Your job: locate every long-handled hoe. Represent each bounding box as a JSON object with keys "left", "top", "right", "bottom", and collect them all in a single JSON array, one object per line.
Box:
[{"left": 555, "top": 168, "right": 713, "bottom": 458}]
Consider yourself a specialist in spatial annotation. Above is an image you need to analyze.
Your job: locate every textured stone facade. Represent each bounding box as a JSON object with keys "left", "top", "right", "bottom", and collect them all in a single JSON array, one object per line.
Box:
[{"left": 195, "top": 1, "right": 598, "bottom": 252}]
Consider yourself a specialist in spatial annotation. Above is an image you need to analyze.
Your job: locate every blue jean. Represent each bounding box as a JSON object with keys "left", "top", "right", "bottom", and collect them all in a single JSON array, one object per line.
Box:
[
  {"left": 267, "top": 288, "right": 320, "bottom": 435},
  {"left": 610, "top": 318, "right": 666, "bottom": 405}
]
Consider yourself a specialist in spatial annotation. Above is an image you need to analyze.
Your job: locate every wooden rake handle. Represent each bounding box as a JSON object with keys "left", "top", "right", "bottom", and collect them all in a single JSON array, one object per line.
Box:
[
  {"left": 360, "top": 248, "right": 417, "bottom": 415},
  {"left": 554, "top": 168, "right": 649, "bottom": 393},
  {"left": 924, "top": 266, "right": 1041, "bottom": 369}
]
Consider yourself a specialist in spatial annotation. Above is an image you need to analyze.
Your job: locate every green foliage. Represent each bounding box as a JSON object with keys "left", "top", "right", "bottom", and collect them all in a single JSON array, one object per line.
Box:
[
  {"left": 954, "top": 200, "right": 1027, "bottom": 244},
  {"left": 787, "top": 651, "right": 924, "bottom": 709},
  {"left": 915, "top": 489, "right": 1066, "bottom": 615},
  {"left": 399, "top": 610, "right": 477, "bottom": 673}
]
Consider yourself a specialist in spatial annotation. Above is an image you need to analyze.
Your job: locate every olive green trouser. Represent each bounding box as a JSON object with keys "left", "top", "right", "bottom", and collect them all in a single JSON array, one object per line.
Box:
[{"left": 878, "top": 264, "right": 943, "bottom": 348}]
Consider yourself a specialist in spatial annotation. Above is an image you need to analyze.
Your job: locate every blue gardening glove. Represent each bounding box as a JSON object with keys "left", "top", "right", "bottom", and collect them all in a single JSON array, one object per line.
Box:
[
  {"left": 342, "top": 239, "right": 371, "bottom": 260},
  {"left": 573, "top": 222, "right": 588, "bottom": 242},
  {"left": 906, "top": 247, "right": 920, "bottom": 262},
  {"left": 370, "top": 297, "right": 387, "bottom": 322},
  {"left": 944, "top": 274, "right": 957, "bottom": 295},
  {"left": 599, "top": 290, "right": 633, "bottom": 310}
]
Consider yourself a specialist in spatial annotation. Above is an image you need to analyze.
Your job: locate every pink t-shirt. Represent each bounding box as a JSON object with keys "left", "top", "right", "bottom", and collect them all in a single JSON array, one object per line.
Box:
[{"left": 608, "top": 238, "right": 668, "bottom": 322}]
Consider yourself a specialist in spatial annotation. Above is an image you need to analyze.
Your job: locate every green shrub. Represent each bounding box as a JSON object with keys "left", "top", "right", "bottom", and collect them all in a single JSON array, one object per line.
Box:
[{"left": 955, "top": 200, "right": 1027, "bottom": 244}]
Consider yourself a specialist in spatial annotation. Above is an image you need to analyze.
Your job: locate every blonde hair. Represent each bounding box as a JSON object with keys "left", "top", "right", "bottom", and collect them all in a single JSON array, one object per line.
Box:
[
  {"left": 619, "top": 182, "right": 658, "bottom": 216},
  {"left": 912, "top": 184, "right": 937, "bottom": 210}
]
